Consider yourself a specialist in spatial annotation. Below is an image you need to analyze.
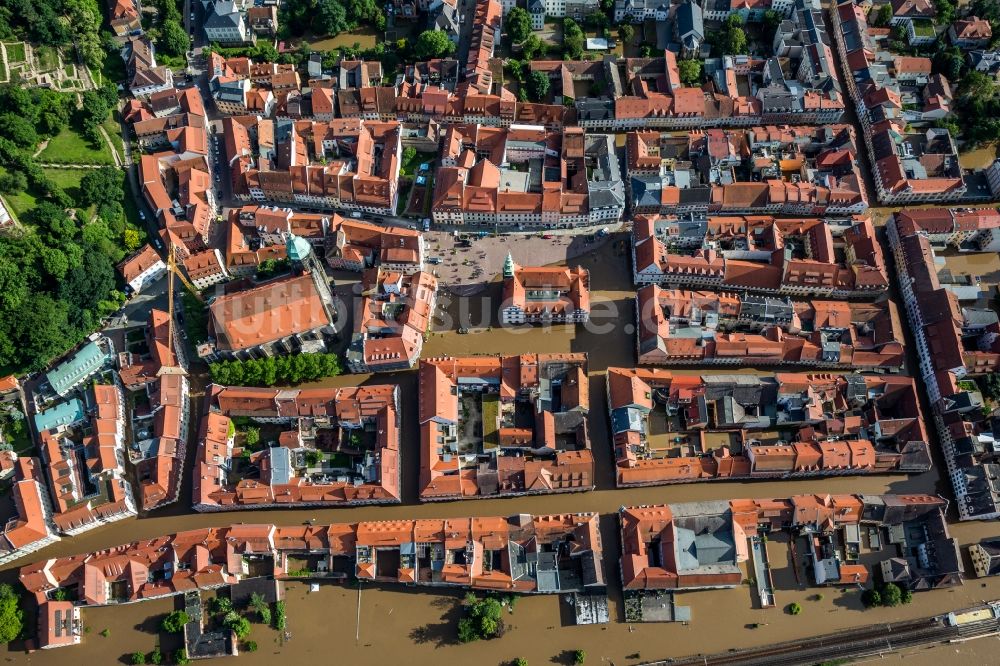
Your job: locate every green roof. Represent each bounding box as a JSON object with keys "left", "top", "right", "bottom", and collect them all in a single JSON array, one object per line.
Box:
[
  {"left": 286, "top": 234, "right": 312, "bottom": 262},
  {"left": 46, "top": 341, "right": 109, "bottom": 397},
  {"left": 34, "top": 398, "right": 85, "bottom": 433}
]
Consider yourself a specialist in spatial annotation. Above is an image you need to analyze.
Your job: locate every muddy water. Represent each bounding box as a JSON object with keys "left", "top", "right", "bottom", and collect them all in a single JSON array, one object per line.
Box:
[{"left": 7, "top": 237, "right": 1000, "bottom": 665}]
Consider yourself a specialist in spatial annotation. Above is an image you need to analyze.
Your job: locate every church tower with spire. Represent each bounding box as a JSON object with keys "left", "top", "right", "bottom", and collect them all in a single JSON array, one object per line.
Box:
[{"left": 503, "top": 251, "right": 517, "bottom": 279}]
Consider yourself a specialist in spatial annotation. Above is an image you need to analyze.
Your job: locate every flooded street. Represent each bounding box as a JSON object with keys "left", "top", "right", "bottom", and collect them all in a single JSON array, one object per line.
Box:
[{"left": 7, "top": 235, "right": 1000, "bottom": 665}]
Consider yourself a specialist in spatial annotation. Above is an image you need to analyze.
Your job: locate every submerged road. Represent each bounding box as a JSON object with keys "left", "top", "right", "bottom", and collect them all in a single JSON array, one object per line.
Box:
[{"left": 656, "top": 603, "right": 1000, "bottom": 666}]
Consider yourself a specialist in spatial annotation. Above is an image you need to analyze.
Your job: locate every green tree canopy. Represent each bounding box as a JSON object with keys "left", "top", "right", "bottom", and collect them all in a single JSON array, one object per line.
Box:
[
  {"left": 0, "top": 114, "right": 38, "bottom": 149},
  {"left": 161, "top": 610, "right": 191, "bottom": 633},
  {"left": 874, "top": 3, "right": 893, "bottom": 26},
  {"left": 413, "top": 30, "right": 456, "bottom": 59},
  {"left": 80, "top": 166, "right": 125, "bottom": 208},
  {"left": 0, "top": 584, "right": 24, "bottom": 643},
  {"left": 678, "top": 59, "right": 702, "bottom": 86},
  {"left": 879, "top": 583, "right": 903, "bottom": 607},
  {"left": 316, "top": 0, "right": 350, "bottom": 36},
  {"left": 563, "top": 18, "right": 585, "bottom": 59},
  {"left": 505, "top": 6, "right": 532, "bottom": 44},
  {"left": 526, "top": 70, "right": 550, "bottom": 102},
  {"left": 159, "top": 18, "right": 189, "bottom": 56}
]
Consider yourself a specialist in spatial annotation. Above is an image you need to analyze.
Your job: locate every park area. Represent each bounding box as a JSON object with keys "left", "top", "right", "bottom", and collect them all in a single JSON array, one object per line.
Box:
[
  {"left": 0, "top": 166, "right": 94, "bottom": 219},
  {"left": 38, "top": 127, "right": 117, "bottom": 165}
]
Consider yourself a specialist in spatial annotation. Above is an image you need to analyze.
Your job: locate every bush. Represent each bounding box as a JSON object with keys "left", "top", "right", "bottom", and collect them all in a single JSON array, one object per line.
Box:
[
  {"left": 149, "top": 648, "right": 162, "bottom": 665},
  {"left": 223, "top": 613, "right": 251, "bottom": 639},
  {"left": 861, "top": 589, "right": 882, "bottom": 608},
  {"left": 574, "top": 649, "right": 586, "bottom": 664},
  {"left": 161, "top": 611, "right": 190, "bottom": 634},
  {"left": 273, "top": 601, "right": 287, "bottom": 631},
  {"left": 787, "top": 602, "right": 802, "bottom": 615},
  {"left": 243, "top": 640, "right": 258, "bottom": 652},
  {"left": 174, "top": 649, "right": 189, "bottom": 665},
  {"left": 211, "top": 597, "right": 233, "bottom": 615},
  {"left": 249, "top": 592, "right": 272, "bottom": 624},
  {"left": 514, "top": 659, "right": 528, "bottom": 666},
  {"left": 100, "top": 628, "right": 110, "bottom": 637},
  {"left": 132, "top": 652, "right": 146, "bottom": 664}
]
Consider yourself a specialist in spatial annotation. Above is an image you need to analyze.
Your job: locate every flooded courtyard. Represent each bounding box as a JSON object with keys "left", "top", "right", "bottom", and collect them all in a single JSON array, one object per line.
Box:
[{"left": 6, "top": 234, "right": 1000, "bottom": 665}]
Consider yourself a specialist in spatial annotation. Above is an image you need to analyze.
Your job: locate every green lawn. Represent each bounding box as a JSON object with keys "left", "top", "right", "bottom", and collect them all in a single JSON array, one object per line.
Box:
[
  {"left": 400, "top": 151, "right": 435, "bottom": 177},
  {"left": 3, "top": 42, "right": 26, "bottom": 64},
  {"left": 44, "top": 168, "right": 97, "bottom": 219},
  {"left": 38, "top": 127, "right": 115, "bottom": 165},
  {"left": 0, "top": 417, "right": 32, "bottom": 456},
  {"left": 0, "top": 166, "right": 98, "bottom": 219},
  {"left": 104, "top": 112, "right": 125, "bottom": 155},
  {"left": 0, "top": 169, "right": 38, "bottom": 217},
  {"left": 35, "top": 45, "right": 59, "bottom": 73}
]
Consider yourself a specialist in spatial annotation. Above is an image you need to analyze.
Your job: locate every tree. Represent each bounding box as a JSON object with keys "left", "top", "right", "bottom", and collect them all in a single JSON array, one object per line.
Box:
[
  {"left": 574, "top": 650, "right": 586, "bottom": 665},
  {"left": 243, "top": 641, "right": 258, "bottom": 652},
  {"left": 413, "top": 30, "right": 456, "bottom": 59},
  {"left": 225, "top": 615, "right": 252, "bottom": 639},
  {"left": 879, "top": 583, "right": 903, "bottom": 607},
  {"left": 402, "top": 146, "right": 417, "bottom": 168},
  {"left": 721, "top": 15, "right": 748, "bottom": 55},
  {"left": 123, "top": 228, "right": 142, "bottom": 251},
  {"left": 618, "top": 23, "right": 635, "bottom": 43},
  {"left": 959, "top": 70, "right": 998, "bottom": 103},
  {"left": 933, "top": 0, "right": 955, "bottom": 26},
  {"left": 0, "top": 584, "right": 24, "bottom": 643},
  {"left": 563, "top": 18, "right": 585, "bottom": 59},
  {"left": 526, "top": 71, "right": 550, "bottom": 102},
  {"left": 80, "top": 166, "right": 124, "bottom": 208},
  {"left": 787, "top": 602, "right": 802, "bottom": 615},
  {"left": 132, "top": 652, "right": 147, "bottom": 664},
  {"left": 159, "top": 19, "right": 189, "bottom": 57},
  {"left": 174, "top": 649, "right": 190, "bottom": 666},
  {"left": 458, "top": 594, "right": 506, "bottom": 642},
  {"left": 244, "top": 427, "right": 261, "bottom": 449},
  {"left": 161, "top": 610, "right": 190, "bottom": 633},
  {"left": 873, "top": 3, "right": 893, "bottom": 27},
  {"left": 585, "top": 11, "right": 608, "bottom": 31},
  {"left": 900, "top": 587, "right": 913, "bottom": 605},
  {"left": 149, "top": 648, "right": 162, "bottom": 665},
  {"left": 0, "top": 170, "right": 27, "bottom": 195},
  {"left": 861, "top": 588, "right": 882, "bottom": 608},
  {"left": 521, "top": 34, "right": 545, "bottom": 60},
  {"left": 211, "top": 597, "right": 233, "bottom": 615},
  {"left": 934, "top": 47, "right": 964, "bottom": 81},
  {"left": 678, "top": 59, "right": 702, "bottom": 86},
  {"left": 457, "top": 617, "right": 478, "bottom": 643},
  {"left": 506, "top": 7, "right": 532, "bottom": 44},
  {"left": 0, "top": 114, "right": 38, "bottom": 150},
  {"left": 317, "top": 0, "right": 350, "bottom": 36}
]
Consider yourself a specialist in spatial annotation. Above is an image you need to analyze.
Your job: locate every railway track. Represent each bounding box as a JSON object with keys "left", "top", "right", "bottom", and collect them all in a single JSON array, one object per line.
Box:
[{"left": 651, "top": 613, "right": 1000, "bottom": 666}]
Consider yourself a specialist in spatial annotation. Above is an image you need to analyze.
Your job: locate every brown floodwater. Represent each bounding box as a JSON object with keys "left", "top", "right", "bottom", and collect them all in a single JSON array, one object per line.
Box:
[{"left": 7, "top": 236, "right": 1000, "bottom": 666}]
